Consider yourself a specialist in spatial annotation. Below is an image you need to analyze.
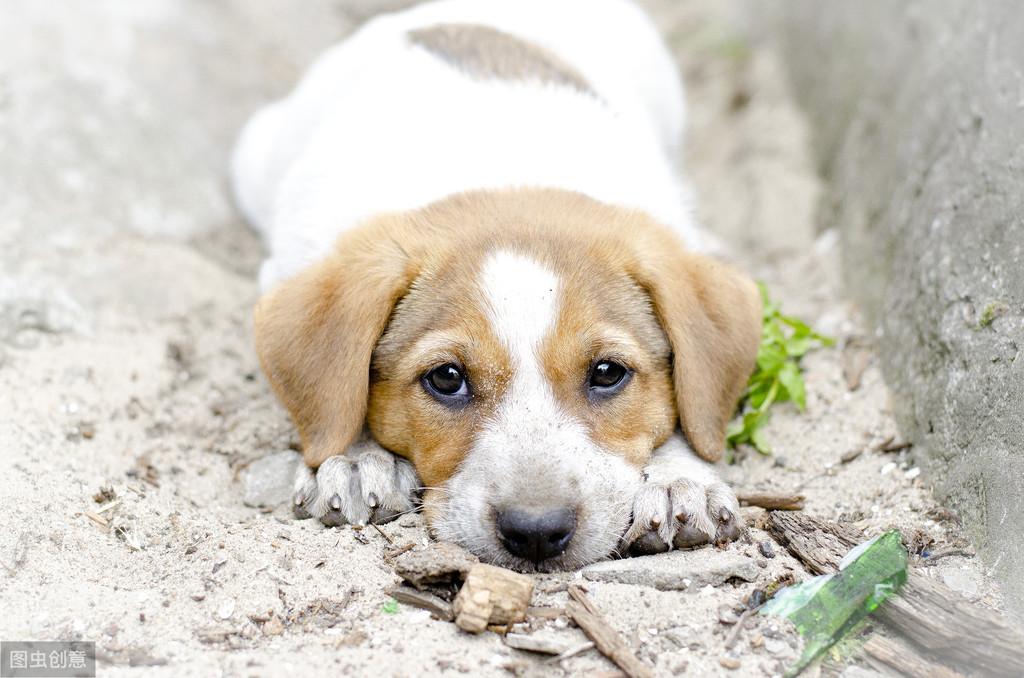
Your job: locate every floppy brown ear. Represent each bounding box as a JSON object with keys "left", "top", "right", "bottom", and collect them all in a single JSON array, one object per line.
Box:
[
  {"left": 254, "top": 220, "right": 420, "bottom": 468},
  {"left": 631, "top": 234, "right": 761, "bottom": 462}
]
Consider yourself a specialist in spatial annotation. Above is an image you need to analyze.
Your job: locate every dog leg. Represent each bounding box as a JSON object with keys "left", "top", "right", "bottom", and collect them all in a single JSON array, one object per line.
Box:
[
  {"left": 292, "top": 435, "right": 419, "bottom": 526},
  {"left": 622, "top": 432, "right": 742, "bottom": 555}
]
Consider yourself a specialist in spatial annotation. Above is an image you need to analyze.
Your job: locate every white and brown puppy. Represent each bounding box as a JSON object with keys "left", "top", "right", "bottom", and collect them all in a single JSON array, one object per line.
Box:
[{"left": 232, "top": 0, "right": 761, "bottom": 571}]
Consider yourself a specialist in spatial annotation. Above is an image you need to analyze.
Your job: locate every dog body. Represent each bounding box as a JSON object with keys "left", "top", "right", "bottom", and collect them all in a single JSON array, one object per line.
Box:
[
  {"left": 233, "top": 0, "right": 699, "bottom": 290},
  {"left": 232, "top": 0, "right": 761, "bottom": 571}
]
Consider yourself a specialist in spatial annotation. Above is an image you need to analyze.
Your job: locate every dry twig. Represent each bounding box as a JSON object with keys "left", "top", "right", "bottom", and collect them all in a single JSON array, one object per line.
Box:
[
  {"left": 566, "top": 585, "right": 653, "bottom": 678},
  {"left": 736, "top": 492, "right": 805, "bottom": 511}
]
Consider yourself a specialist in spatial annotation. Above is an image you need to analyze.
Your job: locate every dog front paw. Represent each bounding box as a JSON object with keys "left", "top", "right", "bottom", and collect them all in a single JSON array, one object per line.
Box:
[
  {"left": 293, "top": 441, "right": 419, "bottom": 526},
  {"left": 622, "top": 476, "right": 742, "bottom": 556}
]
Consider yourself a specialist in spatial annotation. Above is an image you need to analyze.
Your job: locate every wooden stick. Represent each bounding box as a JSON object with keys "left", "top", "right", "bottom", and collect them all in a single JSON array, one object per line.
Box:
[
  {"left": 723, "top": 605, "right": 762, "bottom": 650},
  {"left": 83, "top": 510, "right": 109, "bottom": 528},
  {"left": 389, "top": 586, "right": 453, "bottom": 621},
  {"left": 736, "top": 492, "right": 805, "bottom": 510},
  {"left": 566, "top": 585, "right": 654, "bottom": 678},
  {"left": 766, "top": 511, "right": 1024, "bottom": 675},
  {"left": 863, "top": 635, "right": 966, "bottom": 678},
  {"left": 546, "top": 641, "right": 596, "bottom": 664}
]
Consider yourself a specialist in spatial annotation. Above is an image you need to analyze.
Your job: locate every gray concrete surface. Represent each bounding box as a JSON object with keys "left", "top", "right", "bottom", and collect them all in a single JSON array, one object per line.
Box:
[{"left": 740, "top": 0, "right": 1024, "bottom": 619}]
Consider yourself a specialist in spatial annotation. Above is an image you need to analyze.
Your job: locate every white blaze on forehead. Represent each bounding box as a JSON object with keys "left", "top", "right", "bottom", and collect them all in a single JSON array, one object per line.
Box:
[
  {"left": 438, "top": 248, "right": 641, "bottom": 568},
  {"left": 479, "top": 249, "right": 560, "bottom": 373}
]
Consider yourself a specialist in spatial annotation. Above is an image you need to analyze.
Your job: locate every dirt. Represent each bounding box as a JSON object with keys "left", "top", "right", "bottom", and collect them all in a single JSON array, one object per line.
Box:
[{"left": 0, "top": 1, "right": 1006, "bottom": 676}]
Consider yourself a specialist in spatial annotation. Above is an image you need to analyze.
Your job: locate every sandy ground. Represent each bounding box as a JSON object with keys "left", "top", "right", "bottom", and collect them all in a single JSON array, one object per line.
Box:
[{"left": 0, "top": 1, "right": 1007, "bottom": 676}]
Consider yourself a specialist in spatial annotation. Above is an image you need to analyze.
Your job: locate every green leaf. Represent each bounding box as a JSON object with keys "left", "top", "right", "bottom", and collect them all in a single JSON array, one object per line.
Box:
[
  {"left": 756, "top": 344, "right": 787, "bottom": 373},
  {"left": 777, "top": 362, "right": 806, "bottom": 410},
  {"left": 750, "top": 427, "right": 772, "bottom": 454},
  {"left": 784, "top": 335, "right": 813, "bottom": 358},
  {"left": 382, "top": 599, "right": 399, "bottom": 615},
  {"left": 725, "top": 282, "right": 833, "bottom": 459}
]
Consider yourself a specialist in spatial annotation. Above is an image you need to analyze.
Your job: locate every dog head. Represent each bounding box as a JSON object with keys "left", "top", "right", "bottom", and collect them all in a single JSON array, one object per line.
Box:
[{"left": 254, "top": 189, "right": 760, "bottom": 570}]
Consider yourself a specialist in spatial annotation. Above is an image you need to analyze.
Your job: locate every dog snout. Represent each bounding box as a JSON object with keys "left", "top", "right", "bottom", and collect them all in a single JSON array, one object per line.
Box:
[{"left": 496, "top": 506, "right": 576, "bottom": 563}]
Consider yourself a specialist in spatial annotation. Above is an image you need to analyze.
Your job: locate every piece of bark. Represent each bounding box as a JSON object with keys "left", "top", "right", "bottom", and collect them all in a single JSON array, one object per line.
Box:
[
  {"left": 566, "top": 585, "right": 654, "bottom": 678},
  {"left": 765, "top": 512, "right": 860, "bottom": 575},
  {"left": 389, "top": 585, "right": 454, "bottom": 621},
  {"left": 863, "top": 635, "right": 966, "bottom": 678},
  {"left": 452, "top": 564, "right": 534, "bottom": 633},
  {"left": 766, "top": 511, "right": 1024, "bottom": 676},
  {"left": 736, "top": 492, "right": 805, "bottom": 511},
  {"left": 393, "top": 541, "right": 478, "bottom": 590}
]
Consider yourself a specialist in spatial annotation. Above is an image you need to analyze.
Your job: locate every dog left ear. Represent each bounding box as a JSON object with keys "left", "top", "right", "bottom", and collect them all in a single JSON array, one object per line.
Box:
[
  {"left": 631, "top": 233, "right": 761, "bottom": 462},
  {"left": 253, "top": 216, "right": 422, "bottom": 469}
]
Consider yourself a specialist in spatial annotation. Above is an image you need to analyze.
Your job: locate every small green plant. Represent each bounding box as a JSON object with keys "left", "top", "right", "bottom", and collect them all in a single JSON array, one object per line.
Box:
[
  {"left": 381, "top": 598, "right": 399, "bottom": 615},
  {"left": 726, "top": 283, "right": 834, "bottom": 455}
]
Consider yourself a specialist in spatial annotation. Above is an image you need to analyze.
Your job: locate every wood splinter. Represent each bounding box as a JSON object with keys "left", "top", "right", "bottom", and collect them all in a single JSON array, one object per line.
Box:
[
  {"left": 566, "top": 585, "right": 654, "bottom": 678},
  {"left": 452, "top": 564, "right": 534, "bottom": 633},
  {"left": 736, "top": 492, "right": 805, "bottom": 511}
]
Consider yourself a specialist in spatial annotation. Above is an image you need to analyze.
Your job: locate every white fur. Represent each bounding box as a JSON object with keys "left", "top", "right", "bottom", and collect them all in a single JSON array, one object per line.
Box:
[
  {"left": 434, "top": 250, "right": 642, "bottom": 570},
  {"left": 623, "top": 432, "right": 741, "bottom": 550},
  {"left": 231, "top": 0, "right": 701, "bottom": 290}
]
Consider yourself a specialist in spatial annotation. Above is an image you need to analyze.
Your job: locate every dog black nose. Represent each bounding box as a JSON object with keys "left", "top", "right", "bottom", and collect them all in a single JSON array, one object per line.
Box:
[{"left": 496, "top": 507, "right": 576, "bottom": 563}]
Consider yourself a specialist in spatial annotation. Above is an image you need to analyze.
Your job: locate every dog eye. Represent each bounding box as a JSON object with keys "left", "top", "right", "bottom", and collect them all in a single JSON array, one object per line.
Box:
[
  {"left": 588, "top": 360, "right": 631, "bottom": 396},
  {"left": 422, "top": 363, "right": 470, "bottom": 403}
]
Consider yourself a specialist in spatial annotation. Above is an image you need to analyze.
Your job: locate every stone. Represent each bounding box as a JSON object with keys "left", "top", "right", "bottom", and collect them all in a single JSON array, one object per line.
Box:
[
  {"left": 393, "top": 542, "right": 479, "bottom": 590},
  {"left": 581, "top": 549, "right": 759, "bottom": 591},
  {"left": 241, "top": 451, "right": 303, "bottom": 508}
]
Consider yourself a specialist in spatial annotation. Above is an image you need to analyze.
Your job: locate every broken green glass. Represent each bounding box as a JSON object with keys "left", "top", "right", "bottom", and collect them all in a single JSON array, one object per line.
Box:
[{"left": 760, "top": 529, "right": 908, "bottom": 676}]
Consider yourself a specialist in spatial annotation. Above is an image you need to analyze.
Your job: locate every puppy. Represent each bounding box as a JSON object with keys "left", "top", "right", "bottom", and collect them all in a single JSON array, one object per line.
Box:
[{"left": 232, "top": 0, "right": 761, "bottom": 571}]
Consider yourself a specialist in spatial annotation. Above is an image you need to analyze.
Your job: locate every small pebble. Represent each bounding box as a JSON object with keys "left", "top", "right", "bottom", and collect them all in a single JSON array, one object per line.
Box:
[
  {"left": 758, "top": 541, "right": 776, "bottom": 559},
  {"left": 718, "top": 606, "right": 740, "bottom": 625},
  {"left": 880, "top": 462, "right": 897, "bottom": 475},
  {"left": 263, "top": 616, "right": 284, "bottom": 636},
  {"left": 905, "top": 467, "right": 921, "bottom": 480},
  {"left": 216, "top": 599, "right": 235, "bottom": 620},
  {"left": 719, "top": 656, "right": 741, "bottom": 670}
]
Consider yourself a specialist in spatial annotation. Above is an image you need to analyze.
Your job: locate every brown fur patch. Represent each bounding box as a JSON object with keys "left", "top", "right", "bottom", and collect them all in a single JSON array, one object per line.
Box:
[
  {"left": 254, "top": 189, "right": 760, "bottom": 480},
  {"left": 408, "top": 23, "right": 594, "bottom": 95}
]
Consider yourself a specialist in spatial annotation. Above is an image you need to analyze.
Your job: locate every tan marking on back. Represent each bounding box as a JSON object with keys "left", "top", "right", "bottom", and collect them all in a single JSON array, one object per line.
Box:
[{"left": 408, "top": 23, "right": 594, "bottom": 95}]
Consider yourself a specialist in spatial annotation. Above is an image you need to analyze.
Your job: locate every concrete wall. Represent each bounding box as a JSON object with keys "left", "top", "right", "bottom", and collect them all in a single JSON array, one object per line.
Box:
[{"left": 740, "top": 1, "right": 1024, "bottom": 618}]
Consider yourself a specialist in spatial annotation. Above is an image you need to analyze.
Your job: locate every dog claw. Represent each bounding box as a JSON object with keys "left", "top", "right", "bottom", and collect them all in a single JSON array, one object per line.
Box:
[
  {"left": 673, "top": 524, "right": 710, "bottom": 549},
  {"left": 367, "top": 493, "right": 379, "bottom": 509},
  {"left": 715, "top": 507, "right": 741, "bottom": 544},
  {"left": 630, "top": 531, "right": 669, "bottom": 556},
  {"left": 329, "top": 493, "right": 342, "bottom": 510}
]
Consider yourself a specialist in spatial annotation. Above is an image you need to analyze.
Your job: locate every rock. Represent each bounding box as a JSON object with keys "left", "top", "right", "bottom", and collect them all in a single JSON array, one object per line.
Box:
[
  {"left": 581, "top": 549, "right": 759, "bottom": 591},
  {"left": 262, "top": 616, "right": 284, "bottom": 636},
  {"left": 744, "top": 0, "right": 1024, "bottom": 620},
  {"left": 241, "top": 451, "right": 302, "bottom": 508},
  {"left": 394, "top": 542, "right": 479, "bottom": 590}
]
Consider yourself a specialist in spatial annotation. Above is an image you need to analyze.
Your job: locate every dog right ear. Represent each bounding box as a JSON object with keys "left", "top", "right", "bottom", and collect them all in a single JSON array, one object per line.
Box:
[{"left": 254, "top": 218, "right": 422, "bottom": 468}]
